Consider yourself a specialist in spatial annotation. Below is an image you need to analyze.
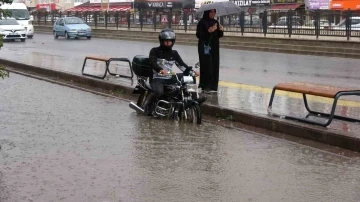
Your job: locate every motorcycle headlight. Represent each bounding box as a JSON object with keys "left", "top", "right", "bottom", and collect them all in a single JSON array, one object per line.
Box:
[
  {"left": 182, "top": 76, "right": 194, "bottom": 84},
  {"left": 186, "top": 84, "right": 198, "bottom": 93}
]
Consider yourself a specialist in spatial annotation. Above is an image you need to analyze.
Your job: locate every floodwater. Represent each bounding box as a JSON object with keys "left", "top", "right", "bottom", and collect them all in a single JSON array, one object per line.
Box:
[{"left": 1, "top": 73, "right": 360, "bottom": 202}]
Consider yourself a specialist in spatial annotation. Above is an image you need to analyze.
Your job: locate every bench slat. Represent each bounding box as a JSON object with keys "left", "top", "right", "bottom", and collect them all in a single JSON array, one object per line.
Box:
[
  {"left": 86, "top": 56, "right": 111, "bottom": 62},
  {"left": 274, "top": 82, "right": 358, "bottom": 98}
]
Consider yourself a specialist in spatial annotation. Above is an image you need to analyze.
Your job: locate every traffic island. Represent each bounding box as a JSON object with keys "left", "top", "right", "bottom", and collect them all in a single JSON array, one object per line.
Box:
[{"left": 1, "top": 58, "right": 360, "bottom": 153}]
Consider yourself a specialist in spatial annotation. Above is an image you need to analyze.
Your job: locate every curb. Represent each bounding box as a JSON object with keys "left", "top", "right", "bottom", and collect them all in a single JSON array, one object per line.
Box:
[{"left": 1, "top": 58, "right": 360, "bottom": 152}]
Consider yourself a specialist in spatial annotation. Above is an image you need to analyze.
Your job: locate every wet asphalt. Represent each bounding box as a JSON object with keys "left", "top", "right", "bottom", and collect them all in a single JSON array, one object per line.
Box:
[
  {"left": 1, "top": 33, "right": 360, "bottom": 88},
  {"left": 1, "top": 73, "right": 360, "bottom": 202}
]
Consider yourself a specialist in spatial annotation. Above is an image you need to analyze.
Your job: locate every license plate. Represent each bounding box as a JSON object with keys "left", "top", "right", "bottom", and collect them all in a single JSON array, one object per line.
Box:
[{"left": 78, "top": 33, "right": 85, "bottom": 35}]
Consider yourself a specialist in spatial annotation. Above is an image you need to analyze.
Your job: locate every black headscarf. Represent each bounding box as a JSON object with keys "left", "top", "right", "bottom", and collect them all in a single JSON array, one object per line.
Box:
[{"left": 201, "top": 10, "right": 218, "bottom": 30}]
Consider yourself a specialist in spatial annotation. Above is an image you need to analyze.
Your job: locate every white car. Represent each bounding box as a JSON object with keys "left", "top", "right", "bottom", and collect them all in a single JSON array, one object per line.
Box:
[
  {"left": 0, "top": 18, "right": 27, "bottom": 42},
  {"left": 1, "top": 3, "right": 35, "bottom": 38}
]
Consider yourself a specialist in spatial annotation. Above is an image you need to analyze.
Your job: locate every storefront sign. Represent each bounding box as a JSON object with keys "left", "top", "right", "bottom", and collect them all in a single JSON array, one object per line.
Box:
[
  {"left": 232, "top": 0, "right": 270, "bottom": 6},
  {"left": 195, "top": 0, "right": 228, "bottom": 8},
  {"left": 251, "top": 0, "right": 270, "bottom": 5},
  {"left": 148, "top": 1, "right": 172, "bottom": 7},
  {"left": 330, "top": 0, "right": 360, "bottom": 10},
  {"left": 272, "top": 0, "right": 303, "bottom": 3},
  {"left": 134, "top": 0, "right": 183, "bottom": 9},
  {"left": 36, "top": 3, "right": 56, "bottom": 11},
  {"left": 308, "top": 0, "right": 329, "bottom": 10}
]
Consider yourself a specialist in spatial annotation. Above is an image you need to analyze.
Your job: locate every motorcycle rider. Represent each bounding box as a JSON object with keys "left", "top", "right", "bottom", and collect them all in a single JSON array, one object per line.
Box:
[{"left": 143, "top": 28, "right": 206, "bottom": 116}]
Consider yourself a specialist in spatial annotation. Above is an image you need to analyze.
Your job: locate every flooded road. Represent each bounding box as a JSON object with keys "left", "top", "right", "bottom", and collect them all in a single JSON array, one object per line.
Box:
[
  {"left": 1, "top": 34, "right": 360, "bottom": 134},
  {"left": 1, "top": 74, "right": 360, "bottom": 202},
  {"left": 1, "top": 34, "right": 360, "bottom": 88}
]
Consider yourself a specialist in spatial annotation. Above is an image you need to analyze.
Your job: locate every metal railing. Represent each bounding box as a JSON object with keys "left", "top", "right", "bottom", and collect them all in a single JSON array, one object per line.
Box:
[{"left": 32, "top": 9, "right": 360, "bottom": 40}]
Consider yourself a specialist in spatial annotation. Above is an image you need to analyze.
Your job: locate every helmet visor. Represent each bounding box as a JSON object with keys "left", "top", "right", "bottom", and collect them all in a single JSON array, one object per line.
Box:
[{"left": 160, "top": 31, "right": 175, "bottom": 40}]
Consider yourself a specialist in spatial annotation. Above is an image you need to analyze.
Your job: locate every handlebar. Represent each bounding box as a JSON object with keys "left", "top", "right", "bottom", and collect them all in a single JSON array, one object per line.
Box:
[
  {"left": 157, "top": 72, "right": 197, "bottom": 86},
  {"left": 159, "top": 71, "right": 198, "bottom": 77}
]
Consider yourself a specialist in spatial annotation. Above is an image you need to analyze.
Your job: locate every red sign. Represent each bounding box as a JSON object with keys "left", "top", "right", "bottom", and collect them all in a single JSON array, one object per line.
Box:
[{"left": 36, "top": 3, "right": 57, "bottom": 11}]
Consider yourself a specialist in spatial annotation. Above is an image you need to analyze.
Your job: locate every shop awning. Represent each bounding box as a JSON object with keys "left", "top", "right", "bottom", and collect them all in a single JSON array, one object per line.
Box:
[
  {"left": 268, "top": 3, "right": 304, "bottom": 11},
  {"left": 67, "top": 5, "right": 131, "bottom": 12}
]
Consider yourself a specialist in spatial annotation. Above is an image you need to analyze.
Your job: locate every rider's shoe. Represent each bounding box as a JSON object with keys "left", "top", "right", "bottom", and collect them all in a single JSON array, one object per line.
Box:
[
  {"left": 143, "top": 93, "right": 157, "bottom": 116},
  {"left": 144, "top": 104, "right": 153, "bottom": 116},
  {"left": 196, "top": 96, "right": 207, "bottom": 104}
]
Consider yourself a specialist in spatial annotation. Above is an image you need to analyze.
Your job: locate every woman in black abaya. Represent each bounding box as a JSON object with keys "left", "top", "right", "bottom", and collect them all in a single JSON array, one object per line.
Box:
[{"left": 196, "top": 9, "right": 223, "bottom": 93}]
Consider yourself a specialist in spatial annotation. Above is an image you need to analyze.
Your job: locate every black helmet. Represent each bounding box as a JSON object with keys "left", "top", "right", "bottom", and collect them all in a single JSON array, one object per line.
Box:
[{"left": 159, "top": 28, "right": 176, "bottom": 49}]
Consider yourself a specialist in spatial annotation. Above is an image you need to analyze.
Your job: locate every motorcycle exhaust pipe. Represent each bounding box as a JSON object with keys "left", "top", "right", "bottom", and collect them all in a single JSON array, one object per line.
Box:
[{"left": 129, "top": 102, "right": 145, "bottom": 113}]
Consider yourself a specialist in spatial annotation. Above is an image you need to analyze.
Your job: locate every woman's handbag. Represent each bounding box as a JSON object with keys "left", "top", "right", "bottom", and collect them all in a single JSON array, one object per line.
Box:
[{"left": 203, "top": 35, "right": 212, "bottom": 55}]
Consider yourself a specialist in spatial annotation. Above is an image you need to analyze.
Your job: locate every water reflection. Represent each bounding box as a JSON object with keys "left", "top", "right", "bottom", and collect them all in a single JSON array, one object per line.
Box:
[
  {"left": 213, "top": 84, "right": 360, "bottom": 133},
  {"left": 132, "top": 117, "right": 224, "bottom": 200}
]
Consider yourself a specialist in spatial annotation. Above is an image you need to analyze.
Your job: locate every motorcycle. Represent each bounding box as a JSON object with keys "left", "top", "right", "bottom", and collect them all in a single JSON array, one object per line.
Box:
[{"left": 129, "top": 55, "right": 202, "bottom": 124}]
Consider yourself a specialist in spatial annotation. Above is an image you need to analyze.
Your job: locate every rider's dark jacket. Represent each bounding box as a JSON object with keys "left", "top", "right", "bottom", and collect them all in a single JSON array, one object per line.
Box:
[{"left": 149, "top": 46, "right": 192, "bottom": 80}]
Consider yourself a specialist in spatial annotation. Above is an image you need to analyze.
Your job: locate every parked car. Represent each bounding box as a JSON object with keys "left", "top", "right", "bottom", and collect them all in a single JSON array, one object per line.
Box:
[
  {"left": 53, "top": 17, "right": 92, "bottom": 40},
  {"left": 0, "top": 18, "right": 27, "bottom": 42},
  {"left": 331, "top": 16, "right": 360, "bottom": 30},
  {"left": 304, "top": 20, "right": 335, "bottom": 27}
]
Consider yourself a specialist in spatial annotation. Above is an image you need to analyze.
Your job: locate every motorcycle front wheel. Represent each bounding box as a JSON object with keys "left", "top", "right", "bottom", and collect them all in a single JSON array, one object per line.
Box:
[{"left": 181, "top": 104, "right": 202, "bottom": 124}]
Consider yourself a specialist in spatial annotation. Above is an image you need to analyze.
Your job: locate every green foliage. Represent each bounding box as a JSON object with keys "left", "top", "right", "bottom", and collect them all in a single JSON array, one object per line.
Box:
[
  {"left": 0, "top": 0, "right": 13, "bottom": 79},
  {"left": 216, "top": 113, "right": 235, "bottom": 122},
  {"left": 1, "top": 0, "right": 14, "bottom": 49},
  {"left": 0, "top": 66, "right": 9, "bottom": 79},
  {"left": 0, "top": 0, "right": 14, "bottom": 19}
]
